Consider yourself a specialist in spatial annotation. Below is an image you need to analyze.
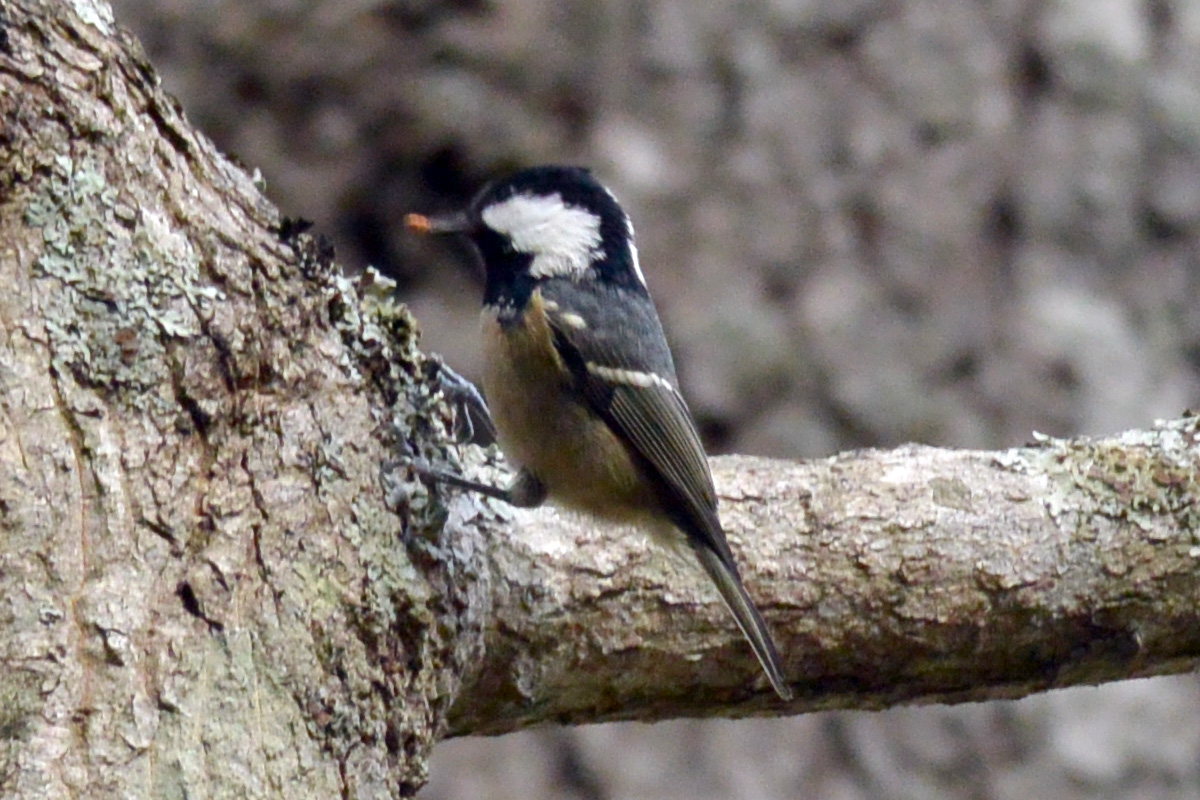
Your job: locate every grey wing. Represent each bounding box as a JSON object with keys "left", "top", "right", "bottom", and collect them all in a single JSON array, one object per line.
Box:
[
  {"left": 539, "top": 281, "right": 735, "bottom": 566},
  {"left": 541, "top": 280, "right": 793, "bottom": 700}
]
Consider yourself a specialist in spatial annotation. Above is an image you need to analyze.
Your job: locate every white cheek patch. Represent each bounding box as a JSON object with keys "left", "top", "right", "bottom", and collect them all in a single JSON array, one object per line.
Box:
[{"left": 481, "top": 192, "right": 603, "bottom": 279}]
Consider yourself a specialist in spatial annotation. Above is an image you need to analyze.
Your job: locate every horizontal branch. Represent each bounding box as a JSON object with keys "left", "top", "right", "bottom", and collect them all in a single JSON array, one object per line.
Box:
[{"left": 448, "top": 417, "right": 1200, "bottom": 735}]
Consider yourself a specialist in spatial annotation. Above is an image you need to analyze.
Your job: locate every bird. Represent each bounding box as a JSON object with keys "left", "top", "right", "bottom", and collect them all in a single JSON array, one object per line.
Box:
[{"left": 405, "top": 165, "right": 792, "bottom": 700}]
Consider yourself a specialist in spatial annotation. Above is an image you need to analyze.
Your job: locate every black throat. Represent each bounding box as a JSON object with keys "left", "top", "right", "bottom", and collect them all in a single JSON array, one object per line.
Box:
[{"left": 476, "top": 229, "right": 536, "bottom": 318}]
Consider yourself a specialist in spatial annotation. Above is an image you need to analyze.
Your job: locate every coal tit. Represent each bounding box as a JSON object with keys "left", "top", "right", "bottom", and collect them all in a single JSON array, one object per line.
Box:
[{"left": 406, "top": 165, "right": 791, "bottom": 700}]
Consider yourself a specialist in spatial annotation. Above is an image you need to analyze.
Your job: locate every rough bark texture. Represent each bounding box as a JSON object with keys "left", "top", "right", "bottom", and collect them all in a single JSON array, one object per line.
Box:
[
  {"left": 453, "top": 422, "right": 1200, "bottom": 735},
  {"left": 3, "top": 1, "right": 1200, "bottom": 798},
  {"left": 0, "top": 2, "right": 489, "bottom": 796},
  {"left": 93, "top": 0, "right": 1200, "bottom": 797}
]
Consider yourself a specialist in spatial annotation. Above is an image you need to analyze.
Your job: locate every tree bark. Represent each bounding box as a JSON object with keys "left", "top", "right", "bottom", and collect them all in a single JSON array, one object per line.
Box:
[
  {"left": 0, "top": 2, "right": 487, "bottom": 796},
  {"left": 1, "top": 1, "right": 1199, "bottom": 797},
  {"left": 452, "top": 426, "right": 1200, "bottom": 735}
]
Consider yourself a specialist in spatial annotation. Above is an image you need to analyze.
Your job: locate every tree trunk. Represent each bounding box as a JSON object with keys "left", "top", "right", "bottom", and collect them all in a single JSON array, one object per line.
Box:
[
  {"left": 2, "top": 1, "right": 1199, "bottom": 797},
  {"left": 0, "top": 1, "right": 487, "bottom": 796}
]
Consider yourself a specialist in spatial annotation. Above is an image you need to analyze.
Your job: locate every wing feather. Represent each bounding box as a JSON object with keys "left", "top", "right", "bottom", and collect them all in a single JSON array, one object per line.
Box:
[
  {"left": 540, "top": 282, "right": 734, "bottom": 565},
  {"left": 538, "top": 280, "right": 793, "bottom": 700}
]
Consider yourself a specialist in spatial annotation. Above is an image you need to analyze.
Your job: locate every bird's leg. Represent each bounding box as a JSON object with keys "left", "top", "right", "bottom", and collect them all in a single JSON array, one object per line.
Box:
[
  {"left": 431, "top": 360, "right": 496, "bottom": 444},
  {"left": 411, "top": 361, "right": 545, "bottom": 507},
  {"left": 411, "top": 461, "right": 548, "bottom": 509}
]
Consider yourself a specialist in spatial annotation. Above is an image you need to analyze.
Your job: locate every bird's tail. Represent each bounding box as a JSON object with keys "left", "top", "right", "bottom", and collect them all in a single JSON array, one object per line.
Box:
[{"left": 694, "top": 544, "right": 793, "bottom": 701}]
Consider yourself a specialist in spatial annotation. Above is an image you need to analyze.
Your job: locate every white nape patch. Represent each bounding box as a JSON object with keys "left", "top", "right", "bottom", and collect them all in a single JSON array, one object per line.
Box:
[
  {"left": 586, "top": 363, "right": 672, "bottom": 390},
  {"left": 481, "top": 192, "right": 603, "bottom": 279},
  {"left": 627, "top": 240, "right": 647, "bottom": 287},
  {"left": 606, "top": 185, "right": 648, "bottom": 288}
]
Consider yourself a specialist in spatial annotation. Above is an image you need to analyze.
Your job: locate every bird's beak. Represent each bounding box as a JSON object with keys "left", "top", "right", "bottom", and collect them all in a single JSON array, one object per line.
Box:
[{"left": 404, "top": 211, "right": 472, "bottom": 236}]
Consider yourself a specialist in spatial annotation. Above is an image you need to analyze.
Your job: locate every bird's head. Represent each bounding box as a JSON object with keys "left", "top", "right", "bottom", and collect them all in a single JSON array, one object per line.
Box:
[{"left": 407, "top": 166, "right": 647, "bottom": 301}]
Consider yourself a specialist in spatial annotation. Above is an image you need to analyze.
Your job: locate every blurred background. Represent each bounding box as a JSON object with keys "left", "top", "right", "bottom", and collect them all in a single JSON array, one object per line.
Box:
[{"left": 109, "top": 0, "right": 1200, "bottom": 796}]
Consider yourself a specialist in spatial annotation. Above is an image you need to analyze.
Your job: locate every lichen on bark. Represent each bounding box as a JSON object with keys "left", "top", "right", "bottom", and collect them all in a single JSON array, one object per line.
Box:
[{"left": 0, "top": 1, "right": 489, "bottom": 796}]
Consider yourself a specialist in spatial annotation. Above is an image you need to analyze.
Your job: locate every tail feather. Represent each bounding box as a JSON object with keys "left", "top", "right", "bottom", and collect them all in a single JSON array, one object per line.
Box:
[{"left": 694, "top": 544, "right": 793, "bottom": 701}]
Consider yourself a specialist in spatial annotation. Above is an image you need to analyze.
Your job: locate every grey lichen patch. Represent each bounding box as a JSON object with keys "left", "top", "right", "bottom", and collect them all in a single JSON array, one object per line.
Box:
[
  {"left": 321, "top": 266, "right": 420, "bottom": 406},
  {"left": 0, "top": 669, "right": 40, "bottom": 793},
  {"left": 354, "top": 490, "right": 431, "bottom": 608},
  {"left": 24, "top": 151, "right": 221, "bottom": 408},
  {"left": 312, "top": 263, "right": 460, "bottom": 532},
  {"left": 287, "top": 234, "right": 486, "bottom": 780},
  {"left": 1025, "top": 415, "right": 1200, "bottom": 538},
  {"left": 68, "top": 0, "right": 115, "bottom": 35},
  {"left": 308, "top": 262, "right": 497, "bottom": 601},
  {"left": 293, "top": 260, "right": 442, "bottom": 542},
  {"left": 0, "top": 668, "right": 40, "bottom": 743},
  {"left": 930, "top": 476, "right": 972, "bottom": 511}
]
